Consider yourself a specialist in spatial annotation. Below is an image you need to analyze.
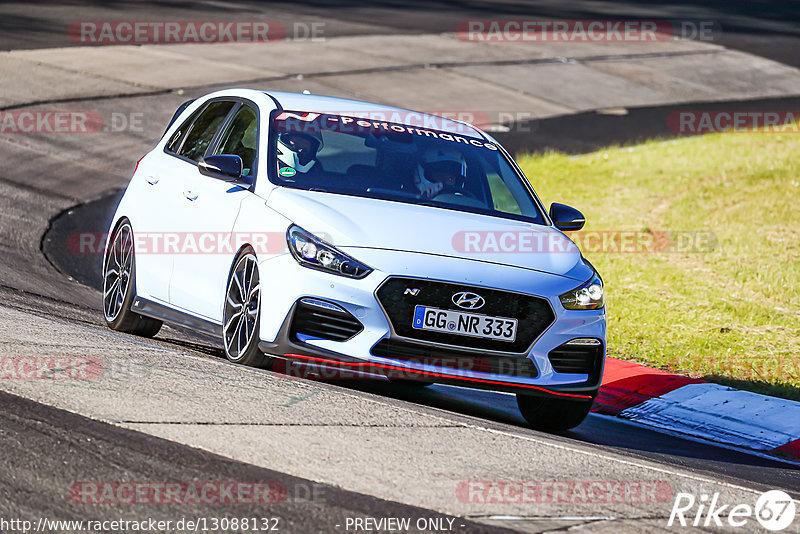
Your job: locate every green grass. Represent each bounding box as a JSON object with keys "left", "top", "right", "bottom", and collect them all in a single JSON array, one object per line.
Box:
[{"left": 517, "top": 130, "right": 800, "bottom": 400}]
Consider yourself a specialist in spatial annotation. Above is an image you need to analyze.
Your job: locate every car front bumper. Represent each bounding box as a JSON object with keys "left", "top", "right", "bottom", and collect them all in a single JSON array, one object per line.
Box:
[{"left": 257, "top": 249, "right": 606, "bottom": 398}]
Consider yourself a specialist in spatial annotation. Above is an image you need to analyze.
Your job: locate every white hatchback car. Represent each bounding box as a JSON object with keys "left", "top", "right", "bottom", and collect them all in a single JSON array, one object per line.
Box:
[{"left": 104, "top": 89, "right": 605, "bottom": 430}]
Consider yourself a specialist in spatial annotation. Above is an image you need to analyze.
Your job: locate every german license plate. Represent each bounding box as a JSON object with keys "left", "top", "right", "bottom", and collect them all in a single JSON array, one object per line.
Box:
[{"left": 412, "top": 305, "right": 517, "bottom": 342}]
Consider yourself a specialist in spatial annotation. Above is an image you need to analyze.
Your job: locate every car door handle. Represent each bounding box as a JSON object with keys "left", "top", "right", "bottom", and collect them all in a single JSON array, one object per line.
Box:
[
  {"left": 146, "top": 176, "right": 159, "bottom": 185},
  {"left": 183, "top": 190, "right": 198, "bottom": 201}
]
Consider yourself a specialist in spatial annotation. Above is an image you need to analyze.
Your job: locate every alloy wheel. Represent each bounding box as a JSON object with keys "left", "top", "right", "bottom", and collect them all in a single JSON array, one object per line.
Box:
[
  {"left": 103, "top": 223, "right": 133, "bottom": 322},
  {"left": 223, "top": 253, "right": 260, "bottom": 360}
]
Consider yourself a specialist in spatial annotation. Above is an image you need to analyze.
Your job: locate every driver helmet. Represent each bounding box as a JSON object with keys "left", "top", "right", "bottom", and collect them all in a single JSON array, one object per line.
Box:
[
  {"left": 277, "top": 131, "right": 323, "bottom": 173},
  {"left": 416, "top": 147, "right": 467, "bottom": 189}
]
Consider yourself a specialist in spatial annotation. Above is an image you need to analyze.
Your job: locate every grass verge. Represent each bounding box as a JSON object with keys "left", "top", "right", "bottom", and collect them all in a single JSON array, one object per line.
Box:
[{"left": 517, "top": 129, "right": 800, "bottom": 400}]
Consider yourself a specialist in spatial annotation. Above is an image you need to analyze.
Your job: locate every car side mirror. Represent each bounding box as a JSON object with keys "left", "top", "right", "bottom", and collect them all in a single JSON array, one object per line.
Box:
[
  {"left": 199, "top": 155, "right": 250, "bottom": 185},
  {"left": 549, "top": 202, "right": 585, "bottom": 231}
]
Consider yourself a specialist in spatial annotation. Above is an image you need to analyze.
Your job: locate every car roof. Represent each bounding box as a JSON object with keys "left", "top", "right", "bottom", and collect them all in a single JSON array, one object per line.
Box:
[{"left": 262, "top": 90, "right": 485, "bottom": 139}]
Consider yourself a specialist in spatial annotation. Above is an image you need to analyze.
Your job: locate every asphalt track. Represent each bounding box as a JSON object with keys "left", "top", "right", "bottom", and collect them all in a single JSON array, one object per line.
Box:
[
  {"left": 1, "top": 0, "right": 799, "bottom": 69},
  {"left": 0, "top": 389, "right": 515, "bottom": 534},
  {"left": 2, "top": 1, "right": 800, "bottom": 533}
]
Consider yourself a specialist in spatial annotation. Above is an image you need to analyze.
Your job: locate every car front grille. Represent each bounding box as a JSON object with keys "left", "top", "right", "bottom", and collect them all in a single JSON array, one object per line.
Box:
[
  {"left": 548, "top": 339, "right": 604, "bottom": 376},
  {"left": 375, "top": 277, "right": 555, "bottom": 353},
  {"left": 289, "top": 299, "right": 363, "bottom": 342},
  {"left": 371, "top": 339, "right": 538, "bottom": 378}
]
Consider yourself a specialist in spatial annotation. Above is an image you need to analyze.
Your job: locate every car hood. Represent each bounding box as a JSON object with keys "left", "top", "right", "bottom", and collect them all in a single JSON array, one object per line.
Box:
[{"left": 267, "top": 188, "right": 592, "bottom": 281}]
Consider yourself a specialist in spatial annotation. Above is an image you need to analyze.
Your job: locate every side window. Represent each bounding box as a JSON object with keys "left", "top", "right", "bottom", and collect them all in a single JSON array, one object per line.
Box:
[
  {"left": 214, "top": 105, "right": 258, "bottom": 176},
  {"left": 166, "top": 106, "right": 201, "bottom": 153},
  {"left": 178, "top": 101, "right": 235, "bottom": 162}
]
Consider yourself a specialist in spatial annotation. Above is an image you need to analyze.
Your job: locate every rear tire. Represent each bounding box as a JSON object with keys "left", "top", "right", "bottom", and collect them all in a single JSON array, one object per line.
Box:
[
  {"left": 516, "top": 394, "right": 594, "bottom": 431},
  {"left": 103, "top": 220, "right": 162, "bottom": 337},
  {"left": 222, "top": 248, "right": 270, "bottom": 368}
]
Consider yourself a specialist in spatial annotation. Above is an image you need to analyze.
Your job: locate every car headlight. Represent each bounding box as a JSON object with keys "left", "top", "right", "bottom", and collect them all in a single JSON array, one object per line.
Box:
[
  {"left": 287, "top": 225, "right": 372, "bottom": 279},
  {"left": 560, "top": 273, "right": 604, "bottom": 310}
]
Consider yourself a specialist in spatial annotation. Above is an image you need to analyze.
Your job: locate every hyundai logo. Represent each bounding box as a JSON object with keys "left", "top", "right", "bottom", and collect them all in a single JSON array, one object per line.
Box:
[{"left": 452, "top": 291, "right": 485, "bottom": 310}]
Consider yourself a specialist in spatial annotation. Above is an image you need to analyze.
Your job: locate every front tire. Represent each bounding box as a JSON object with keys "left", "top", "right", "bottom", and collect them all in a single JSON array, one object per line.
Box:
[
  {"left": 516, "top": 394, "right": 594, "bottom": 431},
  {"left": 223, "top": 248, "right": 269, "bottom": 368},
  {"left": 102, "top": 220, "right": 162, "bottom": 337}
]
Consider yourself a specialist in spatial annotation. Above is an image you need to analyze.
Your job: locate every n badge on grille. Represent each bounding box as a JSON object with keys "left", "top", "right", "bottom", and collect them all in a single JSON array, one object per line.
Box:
[{"left": 404, "top": 288, "right": 420, "bottom": 296}]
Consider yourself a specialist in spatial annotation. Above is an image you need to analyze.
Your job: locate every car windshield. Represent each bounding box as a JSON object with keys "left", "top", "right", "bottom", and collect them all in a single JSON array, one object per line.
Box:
[{"left": 269, "top": 110, "right": 546, "bottom": 224}]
